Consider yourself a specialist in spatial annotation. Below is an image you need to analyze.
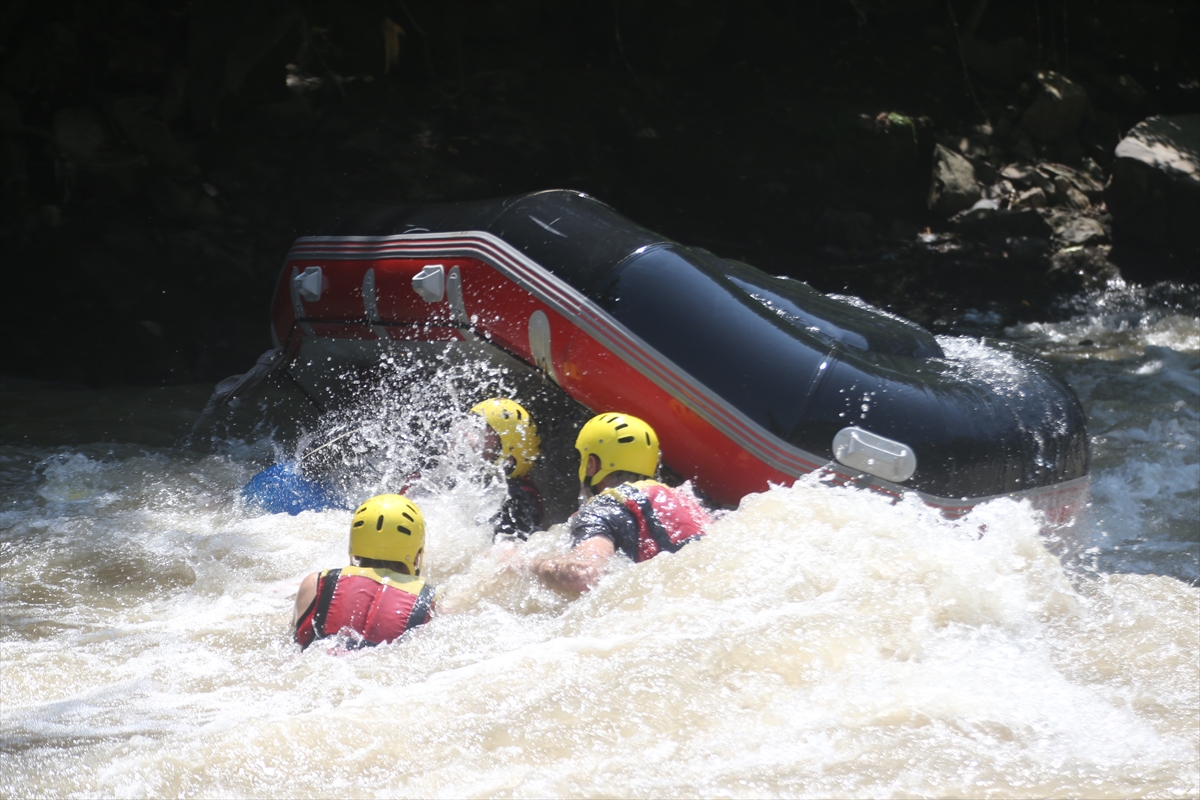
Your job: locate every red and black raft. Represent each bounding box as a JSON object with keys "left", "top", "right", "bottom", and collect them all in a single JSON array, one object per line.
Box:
[{"left": 261, "top": 189, "right": 1088, "bottom": 520}]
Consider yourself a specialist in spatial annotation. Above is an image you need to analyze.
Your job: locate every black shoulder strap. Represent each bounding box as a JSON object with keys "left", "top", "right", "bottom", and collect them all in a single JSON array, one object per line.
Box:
[
  {"left": 294, "top": 594, "right": 318, "bottom": 639},
  {"left": 311, "top": 568, "right": 341, "bottom": 637},
  {"left": 407, "top": 583, "right": 436, "bottom": 629}
]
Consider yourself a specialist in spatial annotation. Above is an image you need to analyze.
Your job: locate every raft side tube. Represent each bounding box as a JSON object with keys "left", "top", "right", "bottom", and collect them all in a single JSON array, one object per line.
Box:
[{"left": 266, "top": 190, "right": 1089, "bottom": 513}]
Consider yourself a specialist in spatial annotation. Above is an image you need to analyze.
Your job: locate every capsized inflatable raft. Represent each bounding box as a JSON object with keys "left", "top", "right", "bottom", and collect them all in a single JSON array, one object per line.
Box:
[{"left": 261, "top": 189, "right": 1088, "bottom": 520}]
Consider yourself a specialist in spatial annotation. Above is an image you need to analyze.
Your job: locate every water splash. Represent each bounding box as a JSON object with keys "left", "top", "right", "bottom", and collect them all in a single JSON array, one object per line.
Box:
[
  {"left": 1, "top": 285, "right": 1197, "bottom": 796},
  {"left": 3, "top": 470, "right": 1195, "bottom": 797}
]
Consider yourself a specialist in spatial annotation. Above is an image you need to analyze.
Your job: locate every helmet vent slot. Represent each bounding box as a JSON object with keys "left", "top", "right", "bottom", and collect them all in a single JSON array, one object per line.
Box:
[
  {"left": 353, "top": 521, "right": 365, "bottom": 528},
  {"left": 618, "top": 436, "right": 635, "bottom": 443},
  {"left": 376, "top": 515, "right": 385, "bottom": 531},
  {"left": 397, "top": 526, "right": 411, "bottom": 535}
]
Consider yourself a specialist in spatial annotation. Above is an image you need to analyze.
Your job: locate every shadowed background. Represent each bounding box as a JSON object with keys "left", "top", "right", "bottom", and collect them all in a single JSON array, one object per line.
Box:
[{"left": 1, "top": 0, "right": 1196, "bottom": 386}]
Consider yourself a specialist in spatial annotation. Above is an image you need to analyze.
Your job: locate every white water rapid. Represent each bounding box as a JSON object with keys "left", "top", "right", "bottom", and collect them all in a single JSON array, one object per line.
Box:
[{"left": 2, "top": 281, "right": 1197, "bottom": 798}]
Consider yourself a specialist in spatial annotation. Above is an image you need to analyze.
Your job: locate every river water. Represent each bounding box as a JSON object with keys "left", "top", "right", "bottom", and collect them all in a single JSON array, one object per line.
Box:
[{"left": 1, "top": 280, "right": 1197, "bottom": 798}]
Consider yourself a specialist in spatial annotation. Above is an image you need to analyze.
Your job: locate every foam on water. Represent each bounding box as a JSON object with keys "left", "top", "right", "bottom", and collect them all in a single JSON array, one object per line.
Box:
[
  {"left": 1, "top": 282, "right": 1197, "bottom": 798},
  {"left": 1009, "top": 281, "right": 1199, "bottom": 361},
  {"left": 2, "top": 455, "right": 1197, "bottom": 798},
  {"left": 1008, "top": 281, "right": 1199, "bottom": 583}
]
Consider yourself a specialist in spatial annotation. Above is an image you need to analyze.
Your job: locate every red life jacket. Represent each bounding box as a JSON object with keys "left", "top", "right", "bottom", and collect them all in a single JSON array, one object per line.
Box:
[
  {"left": 601, "top": 480, "right": 710, "bottom": 563},
  {"left": 294, "top": 566, "right": 435, "bottom": 649}
]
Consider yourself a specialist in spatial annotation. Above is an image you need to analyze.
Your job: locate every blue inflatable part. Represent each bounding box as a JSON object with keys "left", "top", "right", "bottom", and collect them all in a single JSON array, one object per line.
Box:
[{"left": 241, "top": 462, "right": 340, "bottom": 515}]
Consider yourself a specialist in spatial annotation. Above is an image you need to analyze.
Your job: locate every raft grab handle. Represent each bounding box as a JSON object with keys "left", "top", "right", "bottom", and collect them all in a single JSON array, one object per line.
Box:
[
  {"left": 293, "top": 266, "right": 324, "bottom": 302},
  {"left": 412, "top": 264, "right": 446, "bottom": 303},
  {"left": 833, "top": 427, "right": 917, "bottom": 483}
]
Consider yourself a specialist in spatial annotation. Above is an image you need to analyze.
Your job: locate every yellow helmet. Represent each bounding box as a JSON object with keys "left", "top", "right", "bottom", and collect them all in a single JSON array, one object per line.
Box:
[
  {"left": 349, "top": 494, "right": 426, "bottom": 575},
  {"left": 576, "top": 412, "right": 659, "bottom": 487},
  {"left": 470, "top": 398, "right": 540, "bottom": 479}
]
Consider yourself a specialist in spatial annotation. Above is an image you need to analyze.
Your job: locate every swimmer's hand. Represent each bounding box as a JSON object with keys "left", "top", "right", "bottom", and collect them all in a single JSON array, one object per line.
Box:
[{"left": 530, "top": 536, "right": 615, "bottom": 594}]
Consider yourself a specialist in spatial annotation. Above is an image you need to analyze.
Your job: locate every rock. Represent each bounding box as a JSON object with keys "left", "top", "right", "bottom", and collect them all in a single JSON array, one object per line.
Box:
[
  {"left": 939, "top": 132, "right": 993, "bottom": 160},
  {"left": 1001, "top": 163, "right": 1056, "bottom": 197},
  {"left": 1048, "top": 245, "right": 1120, "bottom": 290},
  {"left": 1081, "top": 157, "right": 1106, "bottom": 182},
  {"left": 982, "top": 179, "right": 1015, "bottom": 202},
  {"left": 928, "top": 144, "right": 980, "bottom": 215},
  {"left": 1021, "top": 71, "right": 1089, "bottom": 142},
  {"left": 1007, "top": 235, "right": 1050, "bottom": 260},
  {"left": 1054, "top": 215, "right": 1108, "bottom": 246},
  {"left": 1000, "top": 163, "right": 1035, "bottom": 182},
  {"left": 1066, "top": 187, "right": 1091, "bottom": 210},
  {"left": 1038, "top": 162, "right": 1105, "bottom": 200},
  {"left": 1055, "top": 177, "right": 1091, "bottom": 209},
  {"left": 1112, "top": 115, "right": 1200, "bottom": 180},
  {"left": 1016, "top": 186, "right": 1047, "bottom": 208},
  {"left": 1105, "top": 114, "right": 1200, "bottom": 258}
]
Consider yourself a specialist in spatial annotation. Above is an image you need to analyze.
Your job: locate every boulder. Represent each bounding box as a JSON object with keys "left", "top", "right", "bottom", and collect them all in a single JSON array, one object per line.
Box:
[
  {"left": 1021, "top": 71, "right": 1089, "bottom": 142},
  {"left": 928, "top": 144, "right": 980, "bottom": 215},
  {"left": 1054, "top": 215, "right": 1109, "bottom": 247},
  {"left": 1105, "top": 114, "right": 1200, "bottom": 258}
]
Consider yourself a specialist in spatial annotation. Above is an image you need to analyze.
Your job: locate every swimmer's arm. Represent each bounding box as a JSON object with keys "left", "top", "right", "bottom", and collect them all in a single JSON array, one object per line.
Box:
[
  {"left": 531, "top": 536, "right": 616, "bottom": 594},
  {"left": 293, "top": 572, "right": 319, "bottom": 628}
]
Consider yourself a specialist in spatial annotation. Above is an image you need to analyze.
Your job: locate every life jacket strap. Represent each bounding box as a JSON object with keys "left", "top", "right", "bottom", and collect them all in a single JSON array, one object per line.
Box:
[
  {"left": 311, "top": 567, "right": 342, "bottom": 637},
  {"left": 408, "top": 583, "right": 436, "bottom": 628}
]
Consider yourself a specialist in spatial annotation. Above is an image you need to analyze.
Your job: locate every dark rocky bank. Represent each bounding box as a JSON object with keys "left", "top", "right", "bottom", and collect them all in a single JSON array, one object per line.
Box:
[{"left": 1, "top": 0, "right": 1197, "bottom": 386}]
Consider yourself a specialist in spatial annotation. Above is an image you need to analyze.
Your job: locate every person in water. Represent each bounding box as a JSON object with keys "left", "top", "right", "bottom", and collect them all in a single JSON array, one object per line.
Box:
[
  {"left": 465, "top": 398, "right": 544, "bottom": 540},
  {"left": 293, "top": 493, "right": 436, "bottom": 649},
  {"left": 531, "top": 412, "right": 710, "bottom": 593}
]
